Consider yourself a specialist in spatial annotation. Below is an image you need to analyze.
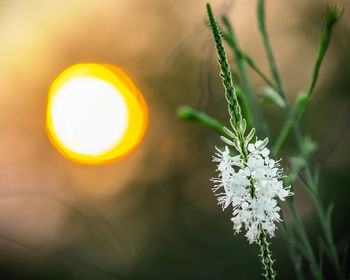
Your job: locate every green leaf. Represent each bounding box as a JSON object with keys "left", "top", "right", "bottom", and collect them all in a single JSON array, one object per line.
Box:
[
  {"left": 220, "top": 136, "right": 235, "bottom": 146},
  {"left": 177, "top": 106, "right": 225, "bottom": 136},
  {"left": 223, "top": 127, "right": 237, "bottom": 139},
  {"left": 245, "top": 127, "right": 256, "bottom": 145},
  {"left": 307, "top": 6, "right": 342, "bottom": 97},
  {"left": 293, "top": 92, "right": 309, "bottom": 123},
  {"left": 326, "top": 203, "right": 334, "bottom": 229}
]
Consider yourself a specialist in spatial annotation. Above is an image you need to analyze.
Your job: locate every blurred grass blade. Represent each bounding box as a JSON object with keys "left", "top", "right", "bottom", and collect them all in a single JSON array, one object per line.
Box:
[
  {"left": 240, "top": 51, "right": 277, "bottom": 90},
  {"left": 272, "top": 118, "right": 292, "bottom": 155},
  {"left": 318, "top": 237, "right": 332, "bottom": 266},
  {"left": 177, "top": 106, "right": 225, "bottom": 136},
  {"left": 272, "top": 92, "right": 309, "bottom": 155},
  {"left": 279, "top": 219, "right": 305, "bottom": 280},
  {"left": 287, "top": 200, "right": 324, "bottom": 279},
  {"left": 307, "top": 7, "right": 342, "bottom": 98},
  {"left": 326, "top": 203, "right": 334, "bottom": 229},
  {"left": 293, "top": 92, "right": 309, "bottom": 123},
  {"left": 271, "top": 7, "right": 341, "bottom": 154},
  {"left": 317, "top": 237, "right": 326, "bottom": 268},
  {"left": 257, "top": 0, "right": 287, "bottom": 101},
  {"left": 257, "top": 0, "right": 307, "bottom": 157}
]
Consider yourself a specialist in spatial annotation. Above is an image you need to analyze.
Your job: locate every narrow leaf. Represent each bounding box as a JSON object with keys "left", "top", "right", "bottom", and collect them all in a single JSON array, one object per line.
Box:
[{"left": 177, "top": 106, "right": 225, "bottom": 135}]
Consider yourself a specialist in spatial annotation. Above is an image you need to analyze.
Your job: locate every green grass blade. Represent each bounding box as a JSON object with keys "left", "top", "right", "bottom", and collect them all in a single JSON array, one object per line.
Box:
[
  {"left": 257, "top": 0, "right": 287, "bottom": 102},
  {"left": 307, "top": 6, "right": 342, "bottom": 98}
]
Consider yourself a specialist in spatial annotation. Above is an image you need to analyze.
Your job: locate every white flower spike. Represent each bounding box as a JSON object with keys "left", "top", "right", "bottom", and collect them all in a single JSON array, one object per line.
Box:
[{"left": 213, "top": 140, "right": 292, "bottom": 243}]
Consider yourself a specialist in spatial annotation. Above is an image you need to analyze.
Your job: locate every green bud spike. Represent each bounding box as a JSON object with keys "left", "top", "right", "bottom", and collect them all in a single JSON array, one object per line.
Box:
[{"left": 261, "top": 86, "right": 286, "bottom": 109}]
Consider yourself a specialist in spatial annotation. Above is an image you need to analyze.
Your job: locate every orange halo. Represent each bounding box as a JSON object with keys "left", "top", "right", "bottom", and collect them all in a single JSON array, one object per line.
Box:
[{"left": 46, "top": 63, "right": 148, "bottom": 165}]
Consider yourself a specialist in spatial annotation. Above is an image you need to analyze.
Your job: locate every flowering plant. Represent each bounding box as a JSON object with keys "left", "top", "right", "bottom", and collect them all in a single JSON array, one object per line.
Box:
[
  {"left": 213, "top": 141, "right": 291, "bottom": 243},
  {"left": 178, "top": 2, "right": 344, "bottom": 279}
]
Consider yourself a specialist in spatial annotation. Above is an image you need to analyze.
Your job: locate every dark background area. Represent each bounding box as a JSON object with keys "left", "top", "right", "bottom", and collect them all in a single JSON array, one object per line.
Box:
[{"left": 0, "top": 0, "right": 349, "bottom": 279}]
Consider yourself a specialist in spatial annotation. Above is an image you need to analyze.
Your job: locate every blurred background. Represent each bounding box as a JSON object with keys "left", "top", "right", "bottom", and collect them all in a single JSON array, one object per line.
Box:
[{"left": 0, "top": 0, "right": 349, "bottom": 279}]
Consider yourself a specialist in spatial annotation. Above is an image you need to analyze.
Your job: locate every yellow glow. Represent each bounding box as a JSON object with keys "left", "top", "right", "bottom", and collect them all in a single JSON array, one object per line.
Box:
[{"left": 46, "top": 64, "right": 148, "bottom": 164}]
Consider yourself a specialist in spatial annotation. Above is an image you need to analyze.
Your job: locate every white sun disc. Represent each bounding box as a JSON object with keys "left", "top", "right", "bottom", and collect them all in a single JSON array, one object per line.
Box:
[{"left": 50, "top": 77, "right": 128, "bottom": 156}]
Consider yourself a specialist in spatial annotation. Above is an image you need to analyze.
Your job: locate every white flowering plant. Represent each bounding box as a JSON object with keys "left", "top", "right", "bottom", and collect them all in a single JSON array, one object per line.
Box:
[
  {"left": 213, "top": 142, "right": 291, "bottom": 243},
  {"left": 178, "top": 2, "right": 344, "bottom": 279}
]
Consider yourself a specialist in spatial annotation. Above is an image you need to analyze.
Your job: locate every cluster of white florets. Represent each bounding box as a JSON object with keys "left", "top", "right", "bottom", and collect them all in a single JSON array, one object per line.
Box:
[{"left": 212, "top": 140, "right": 292, "bottom": 243}]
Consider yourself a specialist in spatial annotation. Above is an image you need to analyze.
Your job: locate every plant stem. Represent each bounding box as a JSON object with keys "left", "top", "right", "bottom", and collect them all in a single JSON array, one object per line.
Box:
[
  {"left": 258, "top": 228, "right": 276, "bottom": 280},
  {"left": 206, "top": 3, "right": 240, "bottom": 128},
  {"left": 279, "top": 217, "right": 305, "bottom": 280},
  {"left": 271, "top": 6, "right": 342, "bottom": 152},
  {"left": 182, "top": 106, "right": 304, "bottom": 279},
  {"left": 257, "top": 0, "right": 303, "bottom": 147},
  {"left": 239, "top": 50, "right": 278, "bottom": 91},
  {"left": 307, "top": 7, "right": 342, "bottom": 98},
  {"left": 257, "top": 0, "right": 287, "bottom": 103},
  {"left": 272, "top": 118, "right": 292, "bottom": 155},
  {"left": 207, "top": 5, "right": 277, "bottom": 277},
  {"left": 222, "top": 16, "right": 270, "bottom": 139},
  {"left": 257, "top": 1, "right": 343, "bottom": 278},
  {"left": 301, "top": 170, "right": 344, "bottom": 279},
  {"left": 288, "top": 199, "right": 323, "bottom": 280}
]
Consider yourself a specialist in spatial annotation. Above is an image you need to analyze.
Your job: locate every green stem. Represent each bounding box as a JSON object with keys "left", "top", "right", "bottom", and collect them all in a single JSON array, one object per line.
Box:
[
  {"left": 272, "top": 118, "right": 292, "bottom": 155},
  {"left": 273, "top": 93, "right": 309, "bottom": 155},
  {"left": 257, "top": 1, "right": 343, "bottom": 278},
  {"left": 307, "top": 7, "right": 342, "bottom": 98},
  {"left": 292, "top": 102, "right": 342, "bottom": 279},
  {"left": 207, "top": 5, "right": 275, "bottom": 278},
  {"left": 240, "top": 51, "right": 277, "bottom": 91},
  {"left": 257, "top": 0, "right": 300, "bottom": 146},
  {"left": 257, "top": 0, "right": 288, "bottom": 103},
  {"left": 258, "top": 228, "right": 276, "bottom": 280},
  {"left": 206, "top": 3, "right": 240, "bottom": 128},
  {"left": 222, "top": 16, "right": 270, "bottom": 139},
  {"left": 301, "top": 171, "right": 344, "bottom": 280},
  {"left": 178, "top": 106, "right": 304, "bottom": 280},
  {"left": 182, "top": 106, "right": 304, "bottom": 280},
  {"left": 270, "top": 7, "right": 341, "bottom": 152},
  {"left": 288, "top": 199, "right": 323, "bottom": 280},
  {"left": 279, "top": 215, "right": 305, "bottom": 280}
]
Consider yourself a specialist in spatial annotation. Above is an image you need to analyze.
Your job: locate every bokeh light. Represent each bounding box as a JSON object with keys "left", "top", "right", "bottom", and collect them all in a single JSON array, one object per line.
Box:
[{"left": 46, "top": 63, "right": 148, "bottom": 164}]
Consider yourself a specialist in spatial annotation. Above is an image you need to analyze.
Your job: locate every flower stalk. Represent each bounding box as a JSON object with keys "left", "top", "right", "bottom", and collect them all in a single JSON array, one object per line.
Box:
[
  {"left": 259, "top": 228, "right": 276, "bottom": 280},
  {"left": 179, "top": 2, "right": 343, "bottom": 279},
  {"left": 207, "top": 4, "right": 292, "bottom": 279},
  {"left": 206, "top": 3, "right": 240, "bottom": 128}
]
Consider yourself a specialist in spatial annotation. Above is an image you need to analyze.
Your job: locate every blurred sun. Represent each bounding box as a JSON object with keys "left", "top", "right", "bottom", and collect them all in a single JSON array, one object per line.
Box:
[{"left": 46, "top": 64, "right": 148, "bottom": 164}]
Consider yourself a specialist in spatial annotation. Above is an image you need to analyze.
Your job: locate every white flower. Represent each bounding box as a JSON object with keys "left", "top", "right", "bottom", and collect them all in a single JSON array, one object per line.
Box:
[{"left": 212, "top": 141, "right": 293, "bottom": 243}]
